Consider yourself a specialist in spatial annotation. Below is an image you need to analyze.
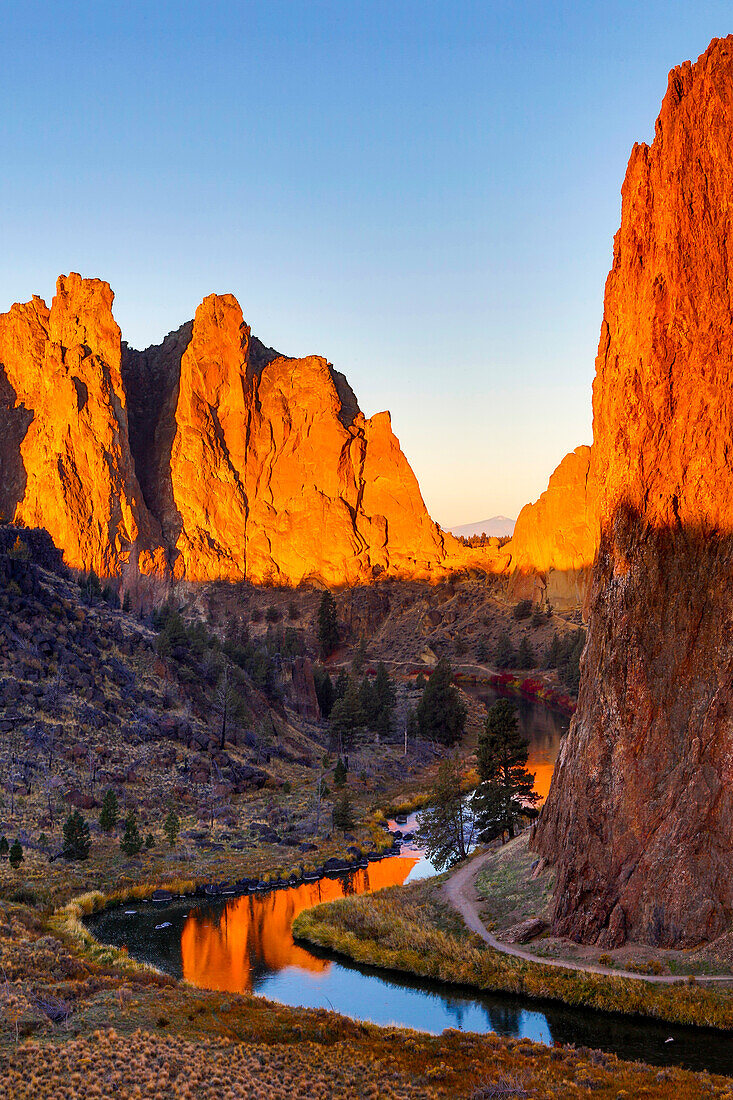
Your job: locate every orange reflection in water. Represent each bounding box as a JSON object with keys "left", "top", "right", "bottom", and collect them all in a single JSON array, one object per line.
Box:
[
  {"left": 530, "top": 762, "right": 555, "bottom": 803},
  {"left": 180, "top": 855, "right": 419, "bottom": 993}
]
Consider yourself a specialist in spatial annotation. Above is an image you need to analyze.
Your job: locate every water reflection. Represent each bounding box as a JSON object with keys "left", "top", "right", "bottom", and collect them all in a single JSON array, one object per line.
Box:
[{"left": 179, "top": 857, "right": 419, "bottom": 993}]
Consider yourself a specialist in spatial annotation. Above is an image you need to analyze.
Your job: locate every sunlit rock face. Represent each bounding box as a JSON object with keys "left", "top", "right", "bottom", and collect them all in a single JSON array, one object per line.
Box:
[
  {"left": 505, "top": 445, "right": 596, "bottom": 610},
  {"left": 533, "top": 36, "right": 733, "bottom": 947},
  {"left": 0, "top": 274, "right": 164, "bottom": 576},
  {"left": 1, "top": 274, "right": 492, "bottom": 584}
]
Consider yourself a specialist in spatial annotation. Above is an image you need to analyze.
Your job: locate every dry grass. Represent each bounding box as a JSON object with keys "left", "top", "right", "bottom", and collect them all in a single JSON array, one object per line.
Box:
[{"left": 293, "top": 878, "right": 733, "bottom": 1031}]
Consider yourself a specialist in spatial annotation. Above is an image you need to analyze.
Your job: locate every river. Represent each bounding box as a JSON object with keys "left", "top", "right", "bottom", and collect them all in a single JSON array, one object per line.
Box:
[{"left": 87, "top": 691, "right": 733, "bottom": 1076}]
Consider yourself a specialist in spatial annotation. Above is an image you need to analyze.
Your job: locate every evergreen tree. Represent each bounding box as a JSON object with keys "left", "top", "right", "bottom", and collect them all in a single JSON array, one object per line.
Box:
[
  {"left": 545, "top": 632, "right": 562, "bottom": 668},
  {"left": 99, "top": 789, "right": 119, "bottom": 833},
  {"left": 358, "top": 675, "right": 379, "bottom": 727},
  {"left": 415, "top": 658, "right": 466, "bottom": 746},
  {"left": 516, "top": 635, "right": 535, "bottom": 670},
  {"left": 476, "top": 637, "right": 490, "bottom": 663},
  {"left": 417, "top": 755, "right": 474, "bottom": 870},
  {"left": 334, "top": 668, "right": 349, "bottom": 701},
  {"left": 329, "top": 677, "right": 364, "bottom": 753},
  {"left": 494, "top": 630, "right": 516, "bottom": 670},
  {"left": 472, "top": 699, "right": 539, "bottom": 842},
  {"left": 120, "top": 813, "right": 143, "bottom": 857},
  {"left": 317, "top": 590, "right": 339, "bottom": 658},
  {"left": 8, "top": 840, "right": 23, "bottom": 869},
  {"left": 332, "top": 790, "right": 355, "bottom": 831},
  {"left": 0, "top": 837, "right": 8, "bottom": 861},
  {"left": 145, "top": 833, "right": 155, "bottom": 850},
  {"left": 63, "top": 811, "right": 91, "bottom": 861},
  {"left": 163, "top": 807, "right": 181, "bottom": 847},
  {"left": 333, "top": 758, "right": 347, "bottom": 788}
]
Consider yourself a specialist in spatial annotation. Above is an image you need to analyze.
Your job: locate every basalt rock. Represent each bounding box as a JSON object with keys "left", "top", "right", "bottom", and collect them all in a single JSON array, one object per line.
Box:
[
  {"left": 533, "top": 36, "right": 733, "bottom": 946},
  {"left": 1, "top": 275, "right": 493, "bottom": 585}
]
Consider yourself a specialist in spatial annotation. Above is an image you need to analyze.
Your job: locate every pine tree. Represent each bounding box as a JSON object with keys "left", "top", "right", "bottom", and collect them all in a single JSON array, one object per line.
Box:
[
  {"left": 333, "top": 758, "right": 347, "bottom": 788},
  {"left": 351, "top": 636, "right": 368, "bottom": 675},
  {"left": 416, "top": 658, "right": 466, "bottom": 746},
  {"left": 332, "top": 791, "right": 355, "bottom": 831},
  {"left": 317, "top": 590, "right": 339, "bottom": 658},
  {"left": 8, "top": 840, "right": 23, "bottom": 869},
  {"left": 120, "top": 813, "right": 143, "bottom": 857},
  {"left": 329, "top": 677, "right": 364, "bottom": 753},
  {"left": 163, "top": 807, "right": 180, "bottom": 847},
  {"left": 99, "top": 789, "right": 119, "bottom": 833},
  {"left": 546, "top": 632, "right": 562, "bottom": 668},
  {"left": 472, "top": 699, "right": 539, "bottom": 842},
  {"left": 334, "top": 668, "right": 349, "bottom": 701},
  {"left": 494, "top": 630, "right": 516, "bottom": 670},
  {"left": 417, "top": 755, "right": 474, "bottom": 870},
  {"left": 516, "top": 635, "right": 535, "bottom": 670},
  {"left": 63, "top": 811, "right": 91, "bottom": 861}
]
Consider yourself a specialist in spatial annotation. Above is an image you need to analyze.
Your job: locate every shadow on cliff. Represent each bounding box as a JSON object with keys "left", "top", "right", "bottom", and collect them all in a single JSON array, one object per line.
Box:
[
  {"left": 121, "top": 326, "right": 192, "bottom": 562},
  {"left": 0, "top": 364, "right": 33, "bottom": 522},
  {"left": 533, "top": 500, "right": 733, "bottom": 947}
]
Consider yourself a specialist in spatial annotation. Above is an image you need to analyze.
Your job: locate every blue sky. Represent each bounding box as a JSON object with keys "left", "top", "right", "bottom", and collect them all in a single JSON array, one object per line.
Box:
[{"left": 1, "top": 2, "right": 729, "bottom": 526}]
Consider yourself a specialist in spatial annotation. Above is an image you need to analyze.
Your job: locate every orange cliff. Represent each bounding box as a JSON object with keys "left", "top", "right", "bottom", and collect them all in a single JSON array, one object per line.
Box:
[
  {"left": 0, "top": 274, "right": 165, "bottom": 577},
  {"left": 533, "top": 36, "right": 733, "bottom": 947},
  {"left": 503, "top": 445, "right": 597, "bottom": 610},
  {"left": 0, "top": 274, "right": 495, "bottom": 585}
]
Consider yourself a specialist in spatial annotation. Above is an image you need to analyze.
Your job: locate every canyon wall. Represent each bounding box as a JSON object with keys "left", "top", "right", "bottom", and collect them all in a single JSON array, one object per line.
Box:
[
  {"left": 0, "top": 275, "right": 489, "bottom": 586},
  {"left": 504, "top": 445, "right": 596, "bottom": 610},
  {"left": 533, "top": 36, "right": 733, "bottom": 946}
]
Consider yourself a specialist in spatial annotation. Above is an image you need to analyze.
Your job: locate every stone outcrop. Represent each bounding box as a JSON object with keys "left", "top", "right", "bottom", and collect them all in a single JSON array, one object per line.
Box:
[
  {"left": 0, "top": 275, "right": 164, "bottom": 577},
  {"left": 533, "top": 36, "right": 733, "bottom": 946},
  {"left": 504, "top": 445, "right": 596, "bottom": 609},
  {"left": 1, "top": 275, "right": 493, "bottom": 585}
]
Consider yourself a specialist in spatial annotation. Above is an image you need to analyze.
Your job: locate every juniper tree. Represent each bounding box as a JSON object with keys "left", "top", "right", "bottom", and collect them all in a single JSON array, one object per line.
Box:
[
  {"left": 8, "top": 840, "right": 23, "bottom": 869},
  {"left": 494, "top": 630, "right": 516, "bottom": 670},
  {"left": 163, "top": 807, "right": 180, "bottom": 847}
]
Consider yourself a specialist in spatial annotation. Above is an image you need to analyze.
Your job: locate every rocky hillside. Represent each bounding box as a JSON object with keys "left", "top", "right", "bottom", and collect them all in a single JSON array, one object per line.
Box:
[
  {"left": 533, "top": 35, "right": 733, "bottom": 947},
  {"left": 0, "top": 276, "right": 492, "bottom": 586}
]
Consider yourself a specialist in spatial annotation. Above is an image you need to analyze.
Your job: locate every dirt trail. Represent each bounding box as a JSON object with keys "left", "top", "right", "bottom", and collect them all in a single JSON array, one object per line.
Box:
[{"left": 443, "top": 848, "right": 733, "bottom": 985}]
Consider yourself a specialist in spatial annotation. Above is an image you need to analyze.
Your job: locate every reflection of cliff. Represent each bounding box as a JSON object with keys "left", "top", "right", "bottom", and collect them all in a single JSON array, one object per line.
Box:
[{"left": 180, "top": 857, "right": 419, "bottom": 993}]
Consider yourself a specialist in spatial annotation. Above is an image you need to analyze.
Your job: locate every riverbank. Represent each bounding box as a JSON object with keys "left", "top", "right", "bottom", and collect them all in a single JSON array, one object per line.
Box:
[
  {"left": 292, "top": 873, "right": 733, "bottom": 1031},
  {"left": 6, "top": 891, "right": 728, "bottom": 1099}
]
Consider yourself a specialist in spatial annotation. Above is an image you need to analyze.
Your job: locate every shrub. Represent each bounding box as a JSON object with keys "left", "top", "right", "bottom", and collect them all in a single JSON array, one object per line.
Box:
[
  {"left": 8, "top": 840, "right": 23, "bottom": 869},
  {"left": 513, "top": 599, "right": 532, "bottom": 621},
  {"left": 265, "top": 605, "right": 281, "bottom": 623}
]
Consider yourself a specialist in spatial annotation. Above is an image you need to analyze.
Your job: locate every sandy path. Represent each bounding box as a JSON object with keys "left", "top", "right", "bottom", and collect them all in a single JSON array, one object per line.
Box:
[{"left": 443, "top": 848, "right": 733, "bottom": 985}]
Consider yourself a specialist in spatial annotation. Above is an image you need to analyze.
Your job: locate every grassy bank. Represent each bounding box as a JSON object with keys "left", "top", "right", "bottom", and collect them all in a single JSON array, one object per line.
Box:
[{"left": 293, "top": 877, "right": 733, "bottom": 1031}]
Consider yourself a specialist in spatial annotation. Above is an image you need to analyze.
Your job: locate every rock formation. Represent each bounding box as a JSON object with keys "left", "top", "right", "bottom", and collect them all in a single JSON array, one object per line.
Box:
[
  {"left": 504, "top": 445, "right": 596, "bottom": 610},
  {"left": 1, "top": 274, "right": 490, "bottom": 585},
  {"left": 533, "top": 36, "right": 733, "bottom": 946},
  {"left": 0, "top": 274, "right": 164, "bottom": 576}
]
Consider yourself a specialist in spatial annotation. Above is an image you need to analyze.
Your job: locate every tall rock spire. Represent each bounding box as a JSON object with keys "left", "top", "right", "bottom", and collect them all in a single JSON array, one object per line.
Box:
[{"left": 533, "top": 36, "right": 733, "bottom": 946}]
